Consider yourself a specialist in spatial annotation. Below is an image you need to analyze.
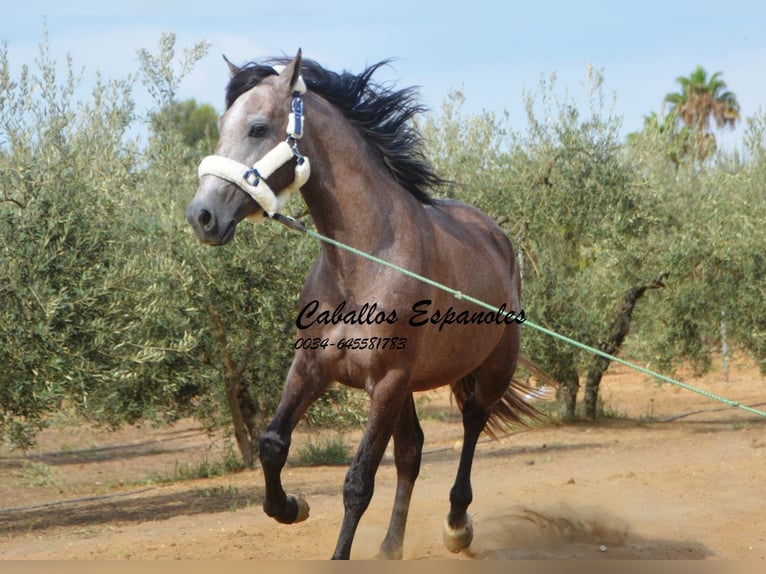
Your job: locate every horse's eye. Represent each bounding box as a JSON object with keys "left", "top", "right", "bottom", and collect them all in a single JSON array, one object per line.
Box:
[{"left": 248, "top": 123, "right": 268, "bottom": 138}]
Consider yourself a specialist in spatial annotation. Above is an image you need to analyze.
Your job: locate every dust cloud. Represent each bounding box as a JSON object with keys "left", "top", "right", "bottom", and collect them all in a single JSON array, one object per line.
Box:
[{"left": 467, "top": 504, "right": 630, "bottom": 559}]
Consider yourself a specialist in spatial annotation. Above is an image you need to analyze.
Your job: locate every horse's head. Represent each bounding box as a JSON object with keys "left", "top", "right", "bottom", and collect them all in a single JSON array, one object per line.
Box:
[{"left": 186, "top": 50, "right": 309, "bottom": 245}]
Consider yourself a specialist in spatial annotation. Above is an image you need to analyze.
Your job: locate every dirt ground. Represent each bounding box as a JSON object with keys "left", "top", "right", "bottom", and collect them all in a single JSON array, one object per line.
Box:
[{"left": 1, "top": 357, "right": 764, "bottom": 560}]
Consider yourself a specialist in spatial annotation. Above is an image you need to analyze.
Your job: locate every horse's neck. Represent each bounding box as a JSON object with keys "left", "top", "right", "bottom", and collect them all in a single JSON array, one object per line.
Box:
[{"left": 300, "top": 96, "right": 422, "bottom": 262}]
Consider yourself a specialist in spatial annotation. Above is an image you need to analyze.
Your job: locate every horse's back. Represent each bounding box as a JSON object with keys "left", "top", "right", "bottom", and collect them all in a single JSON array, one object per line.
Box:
[
  {"left": 425, "top": 198, "right": 520, "bottom": 298},
  {"left": 429, "top": 198, "right": 516, "bottom": 251}
]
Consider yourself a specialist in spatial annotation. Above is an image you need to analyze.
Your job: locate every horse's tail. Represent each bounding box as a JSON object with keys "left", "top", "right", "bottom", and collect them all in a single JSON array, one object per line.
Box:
[{"left": 450, "top": 365, "right": 545, "bottom": 439}]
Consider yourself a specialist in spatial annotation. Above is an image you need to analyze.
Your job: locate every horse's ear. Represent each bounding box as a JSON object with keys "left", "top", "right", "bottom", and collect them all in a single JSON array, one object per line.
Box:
[
  {"left": 222, "top": 55, "right": 241, "bottom": 77},
  {"left": 278, "top": 49, "right": 304, "bottom": 93}
]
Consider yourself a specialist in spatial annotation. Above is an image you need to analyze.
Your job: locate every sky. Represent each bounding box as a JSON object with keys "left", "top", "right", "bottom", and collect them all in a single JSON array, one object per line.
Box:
[{"left": 2, "top": 1, "right": 765, "bottom": 152}]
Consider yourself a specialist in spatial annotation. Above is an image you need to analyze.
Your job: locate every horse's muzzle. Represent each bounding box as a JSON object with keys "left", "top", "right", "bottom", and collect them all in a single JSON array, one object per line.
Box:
[
  {"left": 187, "top": 175, "right": 261, "bottom": 245},
  {"left": 186, "top": 196, "right": 237, "bottom": 246}
]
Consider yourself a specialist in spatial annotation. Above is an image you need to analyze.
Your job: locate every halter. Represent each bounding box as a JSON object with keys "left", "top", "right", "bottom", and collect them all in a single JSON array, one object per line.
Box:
[{"left": 197, "top": 66, "right": 311, "bottom": 223}]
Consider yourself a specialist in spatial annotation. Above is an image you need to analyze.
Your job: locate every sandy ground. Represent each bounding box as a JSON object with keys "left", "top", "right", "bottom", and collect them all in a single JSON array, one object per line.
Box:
[{"left": 0, "top": 359, "right": 764, "bottom": 560}]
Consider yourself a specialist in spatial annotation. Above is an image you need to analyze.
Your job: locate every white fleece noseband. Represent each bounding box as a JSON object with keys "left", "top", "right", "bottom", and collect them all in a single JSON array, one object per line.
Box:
[{"left": 197, "top": 65, "right": 311, "bottom": 223}]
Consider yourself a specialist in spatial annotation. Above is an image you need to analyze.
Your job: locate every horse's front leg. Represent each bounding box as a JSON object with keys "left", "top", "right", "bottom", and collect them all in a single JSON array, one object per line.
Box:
[
  {"left": 332, "top": 373, "right": 410, "bottom": 560},
  {"left": 259, "top": 355, "right": 328, "bottom": 524}
]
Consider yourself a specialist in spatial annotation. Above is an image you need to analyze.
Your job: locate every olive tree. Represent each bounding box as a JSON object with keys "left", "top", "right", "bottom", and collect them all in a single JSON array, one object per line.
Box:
[
  {"left": 424, "top": 71, "right": 680, "bottom": 418},
  {"left": 0, "top": 31, "right": 336, "bottom": 458},
  {"left": 626, "top": 108, "right": 766, "bottom": 377},
  {"left": 0, "top": 31, "right": 205, "bottom": 449}
]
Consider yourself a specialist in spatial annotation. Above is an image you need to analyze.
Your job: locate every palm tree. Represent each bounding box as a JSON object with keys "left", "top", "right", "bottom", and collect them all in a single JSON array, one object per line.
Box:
[
  {"left": 664, "top": 66, "right": 740, "bottom": 132},
  {"left": 665, "top": 67, "right": 738, "bottom": 373}
]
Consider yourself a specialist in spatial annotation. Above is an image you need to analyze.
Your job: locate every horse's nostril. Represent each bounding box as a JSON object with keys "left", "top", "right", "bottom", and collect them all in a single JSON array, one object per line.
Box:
[{"left": 198, "top": 209, "right": 213, "bottom": 230}]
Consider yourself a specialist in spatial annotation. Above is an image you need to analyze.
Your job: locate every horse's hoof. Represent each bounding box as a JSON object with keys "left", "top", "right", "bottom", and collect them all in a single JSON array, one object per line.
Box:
[
  {"left": 376, "top": 541, "right": 403, "bottom": 560},
  {"left": 376, "top": 549, "right": 403, "bottom": 560},
  {"left": 289, "top": 494, "right": 310, "bottom": 523},
  {"left": 442, "top": 514, "right": 473, "bottom": 553}
]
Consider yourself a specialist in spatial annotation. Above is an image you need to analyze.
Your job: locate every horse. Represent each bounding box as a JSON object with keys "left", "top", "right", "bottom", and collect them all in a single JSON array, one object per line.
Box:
[{"left": 186, "top": 50, "right": 535, "bottom": 560}]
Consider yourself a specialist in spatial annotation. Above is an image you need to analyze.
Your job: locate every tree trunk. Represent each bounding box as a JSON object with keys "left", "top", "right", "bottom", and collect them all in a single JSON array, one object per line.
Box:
[
  {"left": 209, "top": 305, "right": 260, "bottom": 468},
  {"left": 583, "top": 274, "right": 666, "bottom": 419},
  {"left": 558, "top": 372, "right": 580, "bottom": 420},
  {"left": 553, "top": 355, "right": 580, "bottom": 420},
  {"left": 223, "top": 362, "right": 259, "bottom": 468}
]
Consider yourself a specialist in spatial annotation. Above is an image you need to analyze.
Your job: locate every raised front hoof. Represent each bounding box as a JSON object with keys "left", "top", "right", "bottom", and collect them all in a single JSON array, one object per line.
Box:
[
  {"left": 288, "top": 494, "right": 310, "bottom": 523},
  {"left": 267, "top": 494, "right": 310, "bottom": 524},
  {"left": 442, "top": 514, "right": 473, "bottom": 553}
]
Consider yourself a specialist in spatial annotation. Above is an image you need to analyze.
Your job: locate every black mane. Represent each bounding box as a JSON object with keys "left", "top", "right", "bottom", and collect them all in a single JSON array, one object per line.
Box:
[{"left": 225, "top": 57, "right": 449, "bottom": 204}]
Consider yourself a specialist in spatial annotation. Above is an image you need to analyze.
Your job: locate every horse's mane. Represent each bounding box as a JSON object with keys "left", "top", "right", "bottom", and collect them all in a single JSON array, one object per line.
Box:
[{"left": 225, "top": 57, "right": 449, "bottom": 204}]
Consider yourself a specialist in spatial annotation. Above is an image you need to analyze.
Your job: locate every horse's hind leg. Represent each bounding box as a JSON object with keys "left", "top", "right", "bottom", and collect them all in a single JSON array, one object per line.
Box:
[
  {"left": 378, "top": 393, "right": 424, "bottom": 559},
  {"left": 444, "top": 324, "right": 520, "bottom": 553},
  {"left": 442, "top": 384, "right": 491, "bottom": 553}
]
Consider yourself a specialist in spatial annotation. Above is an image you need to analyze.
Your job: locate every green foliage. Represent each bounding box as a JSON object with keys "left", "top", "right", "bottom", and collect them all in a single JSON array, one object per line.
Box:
[
  {"left": 424, "top": 66, "right": 764, "bottom": 417},
  {"left": 0, "top": 32, "right": 152, "bottom": 448},
  {"left": 147, "top": 443, "right": 244, "bottom": 484},
  {"left": 295, "top": 433, "right": 352, "bottom": 466},
  {"left": 0, "top": 29, "right": 363, "bottom": 456},
  {"left": 618, "top": 107, "right": 766, "bottom": 378},
  {"left": 19, "top": 460, "right": 64, "bottom": 488},
  {"left": 136, "top": 32, "right": 208, "bottom": 108},
  {"left": 628, "top": 110, "right": 707, "bottom": 167},
  {"left": 425, "top": 69, "right": 638, "bottom": 415},
  {"left": 187, "top": 223, "right": 318, "bottom": 430},
  {"left": 303, "top": 383, "right": 369, "bottom": 428},
  {"left": 149, "top": 98, "right": 218, "bottom": 154}
]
